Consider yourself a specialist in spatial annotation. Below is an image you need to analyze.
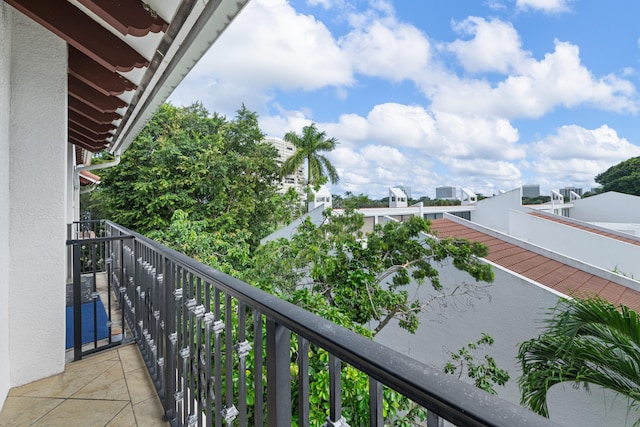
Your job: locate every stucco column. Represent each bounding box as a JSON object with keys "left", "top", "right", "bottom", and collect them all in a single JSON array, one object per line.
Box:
[{"left": 8, "top": 10, "right": 67, "bottom": 386}]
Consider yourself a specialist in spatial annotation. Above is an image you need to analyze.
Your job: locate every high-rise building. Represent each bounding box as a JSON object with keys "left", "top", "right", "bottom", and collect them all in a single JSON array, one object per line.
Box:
[
  {"left": 522, "top": 184, "right": 540, "bottom": 198},
  {"left": 436, "top": 186, "right": 457, "bottom": 200},
  {"left": 559, "top": 187, "right": 583, "bottom": 198},
  {"left": 264, "top": 136, "right": 305, "bottom": 197}
]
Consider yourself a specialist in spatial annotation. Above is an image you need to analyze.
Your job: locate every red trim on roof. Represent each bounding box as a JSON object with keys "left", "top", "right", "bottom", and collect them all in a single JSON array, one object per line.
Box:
[{"left": 429, "top": 218, "right": 640, "bottom": 312}]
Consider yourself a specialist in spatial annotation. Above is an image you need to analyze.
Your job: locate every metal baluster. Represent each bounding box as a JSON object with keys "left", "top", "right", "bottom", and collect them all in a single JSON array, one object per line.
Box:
[
  {"left": 266, "top": 319, "right": 291, "bottom": 427},
  {"left": 369, "top": 378, "right": 383, "bottom": 427},
  {"left": 235, "top": 302, "right": 250, "bottom": 427},
  {"left": 323, "top": 355, "right": 349, "bottom": 427},
  {"left": 298, "top": 337, "right": 310, "bottom": 427},
  {"left": 164, "top": 260, "right": 177, "bottom": 424},
  {"left": 213, "top": 289, "right": 223, "bottom": 427},
  {"left": 427, "top": 411, "right": 443, "bottom": 427},
  {"left": 253, "top": 310, "right": 263, "bottom": 427},
  {"left": 222, "top": 295, "right": 238, "bottom": 425}
]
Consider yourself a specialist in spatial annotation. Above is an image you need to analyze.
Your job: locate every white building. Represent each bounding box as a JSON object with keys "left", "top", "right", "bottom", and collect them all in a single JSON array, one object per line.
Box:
[
  {"left": 265, "top": 136, "right": 306, "bottom": 197},
  {"left": 323, "top": 188, "right": 640, "bottom": 426},
  {"left": 0, "top": 0, "right": 248, "bottom": 411},
  {"left": 389, "top": 187, "right": 408, "bottom": 208}
]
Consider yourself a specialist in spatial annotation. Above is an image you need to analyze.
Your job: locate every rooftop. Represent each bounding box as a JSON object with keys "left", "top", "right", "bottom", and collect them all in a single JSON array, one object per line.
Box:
[{"left": 430, "top": 218, "right": 640, "bottom": 311}]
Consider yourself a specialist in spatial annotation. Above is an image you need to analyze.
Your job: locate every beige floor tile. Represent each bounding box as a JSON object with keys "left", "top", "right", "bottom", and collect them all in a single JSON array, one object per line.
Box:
[
  {"left": 132, "top": 396, "right": 169, "bottom": 427},
  {"left": 8, "top": 369, "right": 98, "bottom": 399},
  {"left": 106, "top": 403, "right": 137, "bottom": 427},
  {"left": 0, "top": 396, "right": 64, "bottom": 427},
  {"left": 118, "top": 344, "right": 146, "bottom": 373},
  {"left": 72, "top": 361, "right": 128, "bottom": 401},
  {"left": 124, "top": 367, "right": 156, "bottom": 405},
  {"left": 32, "top": 399, "right": 128, "bottom": 427}
]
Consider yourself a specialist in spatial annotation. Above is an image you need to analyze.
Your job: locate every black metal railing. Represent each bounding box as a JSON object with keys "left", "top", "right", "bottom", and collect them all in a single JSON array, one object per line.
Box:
[
  {"left": 66, "top": 221, "right": 131, "bottom": 360},
  {"left": 67, "top": 220, "right": 557, "bottom": 427}
]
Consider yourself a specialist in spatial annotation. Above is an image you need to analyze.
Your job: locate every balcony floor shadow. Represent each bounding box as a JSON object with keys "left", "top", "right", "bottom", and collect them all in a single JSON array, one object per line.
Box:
[{"left": 0, "top": 343, "right": 168, "bottom": 426}]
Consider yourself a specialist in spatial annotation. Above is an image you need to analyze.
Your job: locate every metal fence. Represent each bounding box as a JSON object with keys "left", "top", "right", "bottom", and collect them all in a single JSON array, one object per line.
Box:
[{"left": 68, "top": 220, "right": 557, "bottom": 427}]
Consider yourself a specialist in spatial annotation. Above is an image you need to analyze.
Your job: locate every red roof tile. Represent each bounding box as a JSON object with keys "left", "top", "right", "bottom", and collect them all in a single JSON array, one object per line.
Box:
[{"left": 429, "top": 218, "right": 640, "bottom": 312}]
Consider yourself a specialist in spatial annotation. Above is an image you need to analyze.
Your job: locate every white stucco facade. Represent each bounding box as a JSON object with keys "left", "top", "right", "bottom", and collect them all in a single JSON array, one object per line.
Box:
[
  {"left": 570, "top": 191, "right": 640, "bottom": 223},
  {"left": 0, "top": 2, "right": 12, "bottom": 406},
  {"left": 375, "top": 237, "right": 632, "bottom": 426},
  {"left": 0, "top": 5, "right": 68, "bottom": 405}
]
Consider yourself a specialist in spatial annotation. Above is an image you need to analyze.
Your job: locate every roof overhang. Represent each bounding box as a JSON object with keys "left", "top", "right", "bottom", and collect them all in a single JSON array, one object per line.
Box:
[{"left": 4, "top": 0, "right": 250, "bottom": 164}]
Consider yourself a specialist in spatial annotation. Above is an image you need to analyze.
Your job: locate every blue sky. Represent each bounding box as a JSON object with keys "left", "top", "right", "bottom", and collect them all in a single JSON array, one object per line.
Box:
[{"left": 170, "top": 0, "right": 640, "bottom": 199}]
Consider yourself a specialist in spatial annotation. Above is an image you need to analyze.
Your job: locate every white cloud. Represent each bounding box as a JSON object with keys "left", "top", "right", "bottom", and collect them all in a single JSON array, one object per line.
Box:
[
  {"left": 364, "top": 103, "right": 437, "bottom": 148},
  {"left": 170, "top": 0, "right": 353, "bottom": 114},
  {"left": 515, "top": 0, "right": 572, "bottom": 13},
  {"left": 434, "top": 112, "right": 524, "bottom": 160},
  {"left": 448, "top": 159, "right": 522, "bottom": 180},
  {"left": 528, "top": 124, "right": 640, "bottom": 187},
  {"left": 340, "top": 16, "right": 431, "bottom": 82},
  {"left": 447, "top": 17, "right": 528, "bottom": 74},
  {"left": 431, "top": 40, "right": 638, "bottom": 118}
]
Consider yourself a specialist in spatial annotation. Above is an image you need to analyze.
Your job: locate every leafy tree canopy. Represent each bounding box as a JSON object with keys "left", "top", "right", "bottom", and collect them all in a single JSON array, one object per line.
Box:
[
  {"left": 595, "top": 156, "right": 640, "bottom": 196},
  {"left": 95, "top": 103, "right": 281, "bottom": 247},
  {"left": 247, "top": 208, "right": 494, "bottom": 336}
]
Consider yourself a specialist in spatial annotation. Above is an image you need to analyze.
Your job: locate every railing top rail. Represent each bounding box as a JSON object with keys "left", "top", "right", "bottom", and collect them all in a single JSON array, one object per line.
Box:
[
  {"left": 66, "top": 234, "right": 135, "bottom": 245},
  {"left": 103, "top": 220, "right": 558, "bottom": 427}
]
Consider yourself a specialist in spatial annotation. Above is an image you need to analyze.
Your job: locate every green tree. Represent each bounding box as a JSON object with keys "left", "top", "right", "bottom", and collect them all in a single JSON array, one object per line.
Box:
[
  {"left": 96, "top": 103, "right": 280, "bottom": 247},
  {"left": 246, "top": 209, "right": 494, "bottom": 424},
  {"left": 595, "top": 156, "right": 640, "bottom": 196},
  {"left": 280, "top": 123, "right": 339, "bottom": 198},
  {"left": 518, "top": 297, "right": 640, "bottom": 421},
  {"left": 249, "top": 208, "right": 493, "bottom": 336},
  {"left": 444, "top": 333, "right": 510, "bottom": 395}
]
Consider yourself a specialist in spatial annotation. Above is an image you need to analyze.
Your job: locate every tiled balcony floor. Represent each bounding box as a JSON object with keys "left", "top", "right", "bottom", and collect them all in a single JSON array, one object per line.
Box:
[{"left": 0, "top": 343, "right": 168, "bottom": 426}]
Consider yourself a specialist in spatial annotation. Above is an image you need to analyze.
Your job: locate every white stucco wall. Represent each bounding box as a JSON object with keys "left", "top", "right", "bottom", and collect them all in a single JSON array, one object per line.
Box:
[
  {"left": 374, "top": 262, "right": 631, "bottom": 426},
  {"left": 570, "top": 192, "right": 640, "bottom": 223},
  {"left": 0, "top": 2, "right": 11, "bottom": 408},
  {"left": 8, "top": 11, "right": 67, "bottom": 387},
  {"left": 509, "top": 209, "right": 640, "bottom": 280},
  {"left": 471, "top": 188, "right": 524, "bottom": 233}
]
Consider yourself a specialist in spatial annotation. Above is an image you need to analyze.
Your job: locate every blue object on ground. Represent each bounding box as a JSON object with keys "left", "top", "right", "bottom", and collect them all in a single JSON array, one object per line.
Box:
[{"left": 65, "top": 298, "right": 109, "bottom": 349}]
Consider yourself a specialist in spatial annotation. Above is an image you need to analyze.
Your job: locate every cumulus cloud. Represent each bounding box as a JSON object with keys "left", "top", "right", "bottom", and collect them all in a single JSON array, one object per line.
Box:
[
  {"left": 434, "top": 112, "right": 524, "bottom": 160},
  {"left": 528, "top": 125, "right": 640, "bottom": 187},
  {"left": 431, "top": 39, "right": 638, "bottom": 118},
  {"left": 170, "top": 0, "right": 352, "bottom": 114},
  {"left": 515, "top": 0, "right": 572, "bottom": 13},
  {"left": 340, "top": 16, "right": 431, "bottom": 82},
  {"left": 447, "top": 17, "right": 528, "bottom": 74}
]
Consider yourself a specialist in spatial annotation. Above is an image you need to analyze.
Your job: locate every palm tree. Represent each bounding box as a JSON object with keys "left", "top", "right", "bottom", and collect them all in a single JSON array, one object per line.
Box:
[
  {"left": 517, "top": 297, "right": 640, "bottom": 420},
  {"left": 280, "top": 123, "right": 339, "bottom": 199}
]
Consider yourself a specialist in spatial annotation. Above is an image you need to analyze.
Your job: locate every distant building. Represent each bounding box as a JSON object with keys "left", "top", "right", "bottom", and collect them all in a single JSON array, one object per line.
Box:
[
  {"left": 397, "top": 185, "right": 411, "bottom": 200},
  {"left": 264, "top": 136, "right": 305, "bottom": 197},
  {"left": 389, "top": 187, "right": 408, "bottom": 208},
  {"left": 522, "top": 184, "right": 540, "bottom": 198},
  {"left": 435, "top": 186, "right": 457, "bottom": 200},
  {"left": 559, "top": 187, "right": 583, "bottom": 198},
  {"left": 308, "top": 185, "right": 332, "bottom": 211}
]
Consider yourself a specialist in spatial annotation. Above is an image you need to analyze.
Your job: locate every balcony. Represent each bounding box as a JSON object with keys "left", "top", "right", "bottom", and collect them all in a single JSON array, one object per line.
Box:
[{"left": 2, "top": 220, "right": 556, "bottom": 426}]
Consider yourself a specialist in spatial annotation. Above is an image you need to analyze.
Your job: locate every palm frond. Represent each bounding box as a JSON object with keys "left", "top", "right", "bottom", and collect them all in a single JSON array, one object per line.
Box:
[{"left": 518, "top": 297, "right": 640, "bottom": 420}]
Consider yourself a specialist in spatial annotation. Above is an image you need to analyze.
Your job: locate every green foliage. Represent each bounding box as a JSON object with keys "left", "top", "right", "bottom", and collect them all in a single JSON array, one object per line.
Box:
[
  {"left": 147, "top": 210, "right": 251, "bottom": 276},
  {"left": 595, "top": 156, "right": 640, "bottom": 196},
  {"left": 96, "top": 103, "right": 280, "bottom": 247},
  {"left": 522, "top": 196, "right": 551, "bottom": 205},
  {"left": 245, "top": 208, "right": 494, "bottom": 424},
  {"left": 443, "top": 333, "right": 510, "bottom": 395},
  {"left": 280, "top": 123, "right": 340, "bottom": 197},
  {"left": 248, "top": 209, "right": 493, "bottom": 337},
  {"left": 518, "top": 297, "right": 640, "bottom": 421}
]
